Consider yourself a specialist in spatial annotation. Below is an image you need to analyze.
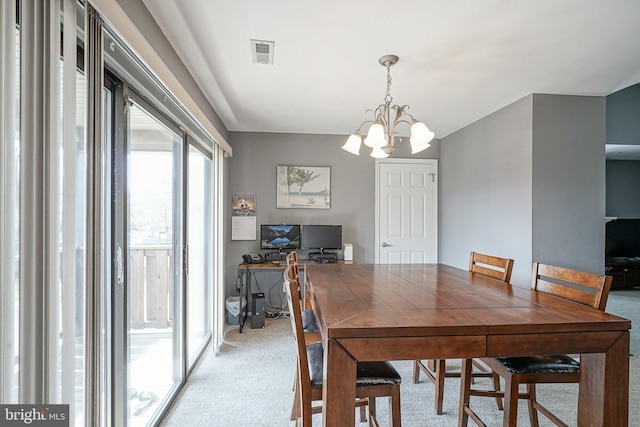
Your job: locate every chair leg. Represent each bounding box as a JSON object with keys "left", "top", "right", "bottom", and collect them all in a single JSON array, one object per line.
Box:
[
  {"left": 368, "top": 397, "right": 376, "bottom": 427},
  {"left": 301, "top": 393, "right": 312, "bottom": 427},
  {"left": 292, "top": 363, "right": 298, "bottom": 391},
  {"left": 390, "top": 386, "right": 402, "bottom": 427},
  {"left": 414, "top": 358, "right": 446, "bottom": 415},
  {"left": 434, "top": 359, "right": 446, "bottom": 415},
  {"left": 502, "top": 376, "right": 520, "bottom": 427},
  {"left": 492, "top": 371, "right": 503, "bottom": 410},
  {"left": 290, "top": 374, "right": 299, "bottom": 421},
  {"left": 471, "top": 358, "right": 490, "bottom": 373},
  {"left": 526, "top": 384, "right": 540, "bottom": 427},
  {"left": 359, "top": 403, "right": 367, "bottom": 423},
  {"left": 412, "top": 360, "right": 421, "bottom": 383},
  {"left": 458, "top": 359, "right": 473, "bottom": 427}
]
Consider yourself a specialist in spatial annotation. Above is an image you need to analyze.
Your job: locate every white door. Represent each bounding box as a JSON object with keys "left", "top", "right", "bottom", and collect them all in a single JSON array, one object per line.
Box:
[{"left": 376, "top": 159, "right": 438, "bottom": 263}]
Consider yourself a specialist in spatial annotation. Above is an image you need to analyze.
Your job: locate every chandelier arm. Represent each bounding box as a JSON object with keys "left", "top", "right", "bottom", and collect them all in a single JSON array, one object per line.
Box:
[
  {"left": 398, "top": 109, "right": 423, "bottom": 127},
  {"left": 401, "top": 110, "right": 417, "bottom": 121},
  {"left": 354, "top": 119, "right": 376, "bottom": 133},
  {"left": 384, "top": 105, "right": 408, "bottom": 146},
  {"left": 393, "top": 118, "right": 414, "bottom": 127},
  {"left": 373, "top": 105, "right": 389, "bottom": 129}
]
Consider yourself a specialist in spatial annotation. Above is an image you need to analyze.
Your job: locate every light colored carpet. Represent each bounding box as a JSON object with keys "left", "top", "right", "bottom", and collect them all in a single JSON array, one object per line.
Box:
[{"left": 160, "top": 290, "right": 640, "bottom": 426}]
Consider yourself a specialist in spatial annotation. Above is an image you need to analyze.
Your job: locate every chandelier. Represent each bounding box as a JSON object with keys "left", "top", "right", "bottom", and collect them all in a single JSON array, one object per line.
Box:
[{"left": 341, "top": 55, "right": 435, "bottom": 158}]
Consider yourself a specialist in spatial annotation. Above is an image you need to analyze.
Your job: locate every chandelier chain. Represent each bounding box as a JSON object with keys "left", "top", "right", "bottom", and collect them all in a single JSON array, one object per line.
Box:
[{"left": 384, "top": 64, "right": 393, "bottom": 105}]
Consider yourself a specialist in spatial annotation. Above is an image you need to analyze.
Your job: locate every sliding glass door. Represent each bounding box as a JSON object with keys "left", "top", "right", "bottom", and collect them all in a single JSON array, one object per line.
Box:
[
  {"left": 187, "top": 145, "right": 213, "bottom": 367},
  {"left": 126, "top": 100, "right": 183, "bottom": 426}
]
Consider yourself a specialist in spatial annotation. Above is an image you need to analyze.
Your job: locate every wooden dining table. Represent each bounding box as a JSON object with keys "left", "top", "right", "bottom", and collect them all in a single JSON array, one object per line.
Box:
[{"left": 304, "top": 263, "right": 630, "bottom": 427}]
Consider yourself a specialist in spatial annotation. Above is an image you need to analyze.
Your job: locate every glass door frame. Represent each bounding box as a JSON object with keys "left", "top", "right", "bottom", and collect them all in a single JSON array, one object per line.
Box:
[{"left": 107, "top": 80, "right": 186, "bottom": 426}]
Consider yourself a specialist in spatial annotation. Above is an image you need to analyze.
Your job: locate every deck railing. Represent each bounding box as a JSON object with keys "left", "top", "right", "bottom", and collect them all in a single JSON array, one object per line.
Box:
[{"left": 130, "top": 245, "right": 174, "bottom": 330}]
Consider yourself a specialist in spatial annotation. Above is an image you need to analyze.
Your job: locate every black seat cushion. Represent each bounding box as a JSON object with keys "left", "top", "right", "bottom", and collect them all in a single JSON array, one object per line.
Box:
[
  {"left": 306, "top": 342, "right": 401, "bottom": 389},
  {"left": 495, "top": 354, "right": 579, "bottom": 375},
  {"left": 302, "top": 309, "right": 319, "bottom": 333}
]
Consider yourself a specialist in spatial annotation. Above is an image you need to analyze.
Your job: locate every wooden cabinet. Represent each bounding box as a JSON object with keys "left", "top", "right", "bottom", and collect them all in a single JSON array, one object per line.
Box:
[{"left": 605, "top": 259, "right": 640, "bottom": 289}]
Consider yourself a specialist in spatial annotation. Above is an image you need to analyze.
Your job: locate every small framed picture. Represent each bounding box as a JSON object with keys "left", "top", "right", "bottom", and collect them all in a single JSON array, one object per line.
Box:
[{"left": 276, "top": 165, "right": 330, "bottom": 209}]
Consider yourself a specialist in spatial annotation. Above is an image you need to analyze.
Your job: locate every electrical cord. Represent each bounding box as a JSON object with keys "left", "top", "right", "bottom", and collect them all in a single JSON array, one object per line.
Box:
[
  {"left": 250, "top": 269, "right": 288, "bottom": 317},
  {"left": 266, "top": 311, "right": 290, "bottom": 320},
  {"left": 233, "top": 268, "right": 242, "bottom": 293}
]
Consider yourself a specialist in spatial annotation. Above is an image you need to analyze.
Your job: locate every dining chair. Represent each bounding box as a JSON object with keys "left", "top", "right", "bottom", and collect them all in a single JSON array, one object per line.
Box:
[
  {"left": 284, "top": 252, "right": 319, "bottom": 341},
  {"left": 459, "top": 262, "right": 613, "bottom": 427},
  {"left": 282, "top": 265, "right": 320, "bottom": 344},
  {"left": 412, "top": 251, "right": 514, "bottom": 415},
  {"left": 283, "top": 262, "right": 321, "bottom": 422},
  {"left": 284, "top": 272, "right": 403, "bottom": 426}
]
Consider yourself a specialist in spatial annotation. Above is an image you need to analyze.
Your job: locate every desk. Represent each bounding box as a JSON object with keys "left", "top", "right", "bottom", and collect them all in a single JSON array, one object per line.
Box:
[
  {"left": 305, "top": 263, "right": 630, "bottom": 427},
  {"left": 237, "top": 262, "right": 308, "bottom": 332}
]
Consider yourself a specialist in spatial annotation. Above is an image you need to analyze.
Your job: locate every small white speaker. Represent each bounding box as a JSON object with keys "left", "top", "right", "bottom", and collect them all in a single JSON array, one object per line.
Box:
[{"left": 343, "top": 243, "right": 353, "bottom": 263}]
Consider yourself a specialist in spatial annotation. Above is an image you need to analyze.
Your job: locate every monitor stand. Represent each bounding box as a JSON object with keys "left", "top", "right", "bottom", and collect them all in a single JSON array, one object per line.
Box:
[
  {"left": 309, "top": 250, "right": 338, "bottom": 263},
  {"left": 264, "top": 250, "right": 288, "bottom": 262}
]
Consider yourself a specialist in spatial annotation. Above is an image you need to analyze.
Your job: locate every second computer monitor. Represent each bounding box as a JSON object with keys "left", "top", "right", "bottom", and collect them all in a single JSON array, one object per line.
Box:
[{"left": 302, "top": 225, "right": 342, "bottom": 253}]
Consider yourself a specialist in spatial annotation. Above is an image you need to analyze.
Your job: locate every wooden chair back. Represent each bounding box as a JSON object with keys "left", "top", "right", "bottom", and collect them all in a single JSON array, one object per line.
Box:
[
  {"left": 530, "top": 262, "right": 612, "bottom": 311},
  {"left": 284, "top": 266, "right": 315, "bottom": 425},
  {"left": 286, "top": 251, "right": 298, "bottom": 266},
  {"left": 469, "top": 251, "right": 514, "bottom": 282},
  {"left": 286, "top": 251, "right": 300, "bottom": 281},
  {"left": 284, "top": 263, "right": 302, "bottom": 300}
]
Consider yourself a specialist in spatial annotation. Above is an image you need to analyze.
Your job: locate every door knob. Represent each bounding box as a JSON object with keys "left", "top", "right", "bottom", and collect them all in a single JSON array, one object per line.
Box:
[{"left": 382, "top": 242, "right": 392, "bottom": 247}]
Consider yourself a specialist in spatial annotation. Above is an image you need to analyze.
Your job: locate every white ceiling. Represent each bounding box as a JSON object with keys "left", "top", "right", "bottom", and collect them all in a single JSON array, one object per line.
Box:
[{"left": 142, "top": 0, "right": 640, "bottom": 142}]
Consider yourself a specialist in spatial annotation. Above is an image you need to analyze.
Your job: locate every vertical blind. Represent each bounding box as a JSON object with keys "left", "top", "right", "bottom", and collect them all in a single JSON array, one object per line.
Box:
[{"left": 2, "top": 1, "right": 227, "bottom": 424}]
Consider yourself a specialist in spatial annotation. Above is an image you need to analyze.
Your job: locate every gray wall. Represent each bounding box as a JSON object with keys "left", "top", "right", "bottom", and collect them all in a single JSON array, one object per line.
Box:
[
  {"left": 531, "top": 94, "right": 606, "bottom": 275},
  {"left": 440, "top": 94, "right": 606, "bottom": 287},
  {"left": 607, "top": 160, "right": 640, "bottom": 218},
  {"left": 224, "top": 132, "right": 440, "bottom": 301},
  {"left": 440, "top": 96, "right": 533, "bottom": 286},
  {"left": 606, "top": 83, "right": 640, "bottom": 145},
  {"left": 605, "top": 84, "right": 640, "bottom": 219}
]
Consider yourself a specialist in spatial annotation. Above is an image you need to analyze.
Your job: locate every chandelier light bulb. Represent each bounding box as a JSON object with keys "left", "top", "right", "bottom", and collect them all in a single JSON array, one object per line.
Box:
[
  {"left": 370, "top": 146, "right": 390, "bottom": 158},
  {"left": 364, "top": 122, "right": 386, "bottom": 148},
  {"left": 410, "top": 136, "right": 431, "bottom": 154},
  {"left": 410, "top": 120, "right": 435, "bottom": 153},
  {"left": 341, "top": 132, "right": 362, "bottom": 155},
  {"left": 410, "top": 121, "right": 430, "bottom": 139}
]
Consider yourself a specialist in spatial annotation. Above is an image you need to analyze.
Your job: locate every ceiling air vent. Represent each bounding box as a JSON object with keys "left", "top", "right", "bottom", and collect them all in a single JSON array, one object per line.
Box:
[{"left": 251, "top": 39, "right": 274, "bottom": 65}]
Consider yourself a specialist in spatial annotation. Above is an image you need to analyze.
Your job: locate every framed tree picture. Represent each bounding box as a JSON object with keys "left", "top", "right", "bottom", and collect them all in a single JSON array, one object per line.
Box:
[{"left": 276, "top": 165, "right": 330, "bottom": 209}]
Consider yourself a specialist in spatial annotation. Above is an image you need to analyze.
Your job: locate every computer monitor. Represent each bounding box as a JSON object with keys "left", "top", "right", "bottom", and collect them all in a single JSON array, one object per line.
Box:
[
  {"left": 302, "top": 225, "right": 342, "bottom": 253},
  {"left": 606, "top": 219, "right": 640, "bottom": 259},
  {"left": 260, "top": 224, "right": 301, "bottom": 252}
]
